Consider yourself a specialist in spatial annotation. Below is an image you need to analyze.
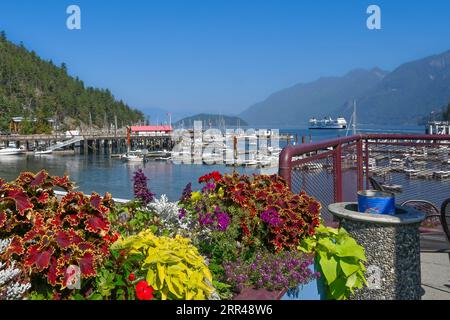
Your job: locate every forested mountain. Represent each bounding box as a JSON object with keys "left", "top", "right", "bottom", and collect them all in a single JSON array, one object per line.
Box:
[
  {"left": 336, "top": 51, "right": 450, "bottom": 124},
  {"left": 0, "top": 32, "right": 143, "bottom": 133},
  {"left": 240, "top": 68, "right": 387, "bottom": 126},
  {"left": 240, "top": 50, "right": 450, "bottom": 126},
  {"left": 175, "top": 113, "right": 248, "bottom": 128}
]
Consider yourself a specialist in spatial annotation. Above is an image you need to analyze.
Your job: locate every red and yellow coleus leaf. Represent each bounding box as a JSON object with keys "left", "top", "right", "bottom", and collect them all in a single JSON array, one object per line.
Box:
[
  {"left": 5, "top": 236, "right": 25, "bottom": 257},
  {"left": 51, "top": 175, "right": 74, "bottom": 191},
  {"left": 0, "top": 211, "right": 7, "bottom": 228},
  {"left": 24, "top": 244, "right": 54, "bottom": 272},
  {"left": 30, "top": 170, "right": 49, "bottom": 188},
  {"left": 78, "top": 251, "right": 96, "bottom": 278},
  {"left": 84, "top": 216, "right": 110, "bottom": 234},
  {"left": 5, "top": 188, "right": 33, "bottom": 215},
  {"left": 56, "top": 230, "right": 72, "bottom": 249}
]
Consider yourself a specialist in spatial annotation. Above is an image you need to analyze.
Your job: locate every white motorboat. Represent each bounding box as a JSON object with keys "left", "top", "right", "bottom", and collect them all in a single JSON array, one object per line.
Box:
[
  {"left": 0, "top": 146, "right": 25, "bottom": 156},
  {"left": 121, "top": 151, "right": 147, "bottom": 162}
]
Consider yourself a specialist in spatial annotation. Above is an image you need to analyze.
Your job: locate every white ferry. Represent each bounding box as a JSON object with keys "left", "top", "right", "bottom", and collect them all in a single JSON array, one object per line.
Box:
[{"left": 309, "top": 117, "right": 347, "bottom": 130}]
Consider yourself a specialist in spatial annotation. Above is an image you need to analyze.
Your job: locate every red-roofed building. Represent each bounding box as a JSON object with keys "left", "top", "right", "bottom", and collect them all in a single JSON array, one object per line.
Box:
[{"left": 128, "top": 125, "right": 173, "bottom": 136}]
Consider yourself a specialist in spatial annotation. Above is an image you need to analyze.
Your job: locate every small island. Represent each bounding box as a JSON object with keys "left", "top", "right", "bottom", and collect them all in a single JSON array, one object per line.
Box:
[{"left": 175, "top": 113, "right": 248, "bottom": 128}]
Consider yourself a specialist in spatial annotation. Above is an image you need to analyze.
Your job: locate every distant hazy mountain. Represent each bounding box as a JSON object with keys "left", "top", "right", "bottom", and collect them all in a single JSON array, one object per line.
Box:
[
  {"left": 175, "top": 113, "right": 248, "bottom": 128},
  {"left": 337, "top": 51, "right": 450, "bottom": 124},
  {"left": 240, "top": 50, "right": 450, "bottom": 126},
  {"left": 240, "top": 68, "right": 387, "bottom": 126},
  {"left": 141, "top": 107, "right": 191, "bottom": 125}
]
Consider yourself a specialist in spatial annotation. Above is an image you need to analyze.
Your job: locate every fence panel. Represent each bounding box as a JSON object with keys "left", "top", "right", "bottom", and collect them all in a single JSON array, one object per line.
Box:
[{"left": 279, "top": 134, "right": 450, "bottom": 224}]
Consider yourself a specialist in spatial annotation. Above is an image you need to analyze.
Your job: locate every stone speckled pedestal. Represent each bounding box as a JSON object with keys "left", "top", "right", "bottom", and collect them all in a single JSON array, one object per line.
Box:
[{"left": 328, "top": 203, "right": 425, "bottom": 300}]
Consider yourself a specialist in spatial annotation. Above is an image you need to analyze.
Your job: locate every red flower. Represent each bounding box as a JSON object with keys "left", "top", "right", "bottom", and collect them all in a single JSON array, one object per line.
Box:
[
  {"left": 210, "top": 171, "right": 222, "bottom": 182},
  {"left": 136, "top": 280, "right": 154, "bottom": 300},
  {"left": 111, "top": 232, "right": 120, "bottom": 243},
  {"left": 198, "top": 171, "right": 222, "bottom": 183},
  {"left": 129, "top": 273, "right": 135, "bottom": 281}
]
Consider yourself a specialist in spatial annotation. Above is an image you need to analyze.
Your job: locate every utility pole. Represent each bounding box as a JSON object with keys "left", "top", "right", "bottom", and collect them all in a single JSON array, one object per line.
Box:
[
  {"left": 167, "top": 112, "right": 172, "bottom": 128},
  {"left": 104, "top": 112, "right": 108, "bottom": 133},
  {"left": 114, "top": 114, "right": 118, "bottom": 137},
  {"left": 89, "top": 111, "right": 93, "bottom": 134}
]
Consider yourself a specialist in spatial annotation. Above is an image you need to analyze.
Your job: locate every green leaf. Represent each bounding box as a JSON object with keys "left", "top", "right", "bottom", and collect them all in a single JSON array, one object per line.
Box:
[
  {"left": 146, "top": 268, "right": 155, "bottom": 285},
  {"left": 328, "top": 278, "right": 348, "bottom": 300},
  {"left": 345, "top": 272, "right": 358, "bottom": 288},
  {"left": 89, "top": 293, "right": 104, "bottom": 300},
  {"left": 318, "top": 237, "right": 337, "bottom": 254},
  {"left": 318, "top": 252, "right": 338, "bottom": 284},
  {"left": 316, "top": 224, "right": 338, "bottom": 235},
  {"left": 339, "top": 258, "right": 360, "bottom": 277},
  {"left": 298, "top": 237, "right": 316, "bottom": 253},
  {"left": 114, "top": 278, "right": 126, "bottom": 286},
  {"left": 335, "top": 236, "right": 366, "bottom": 261}
]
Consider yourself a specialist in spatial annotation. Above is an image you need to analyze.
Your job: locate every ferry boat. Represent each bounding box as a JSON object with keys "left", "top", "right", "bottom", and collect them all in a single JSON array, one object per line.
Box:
[{"left": 309, "top": 117, "right": 347, "bottom": 130}]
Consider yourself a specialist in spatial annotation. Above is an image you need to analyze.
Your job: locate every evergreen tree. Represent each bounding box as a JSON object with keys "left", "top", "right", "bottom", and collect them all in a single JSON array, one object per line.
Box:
[{"left": 0, "top": 34, "right": 144, "bottom": 133}]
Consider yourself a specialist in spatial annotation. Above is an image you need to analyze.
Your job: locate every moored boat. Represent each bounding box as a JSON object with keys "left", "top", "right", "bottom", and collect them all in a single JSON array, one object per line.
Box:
[
  {"left": 309, "top": 117, "right": 347, "bottom": 129},
  {"left": 0, "top": 146, "right": 25, "bottom": 156}
]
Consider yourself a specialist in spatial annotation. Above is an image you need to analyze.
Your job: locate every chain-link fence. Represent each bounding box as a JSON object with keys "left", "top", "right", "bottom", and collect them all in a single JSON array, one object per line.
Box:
[{"left": 279, "top": 134, "right": 450, "bottom": 226}]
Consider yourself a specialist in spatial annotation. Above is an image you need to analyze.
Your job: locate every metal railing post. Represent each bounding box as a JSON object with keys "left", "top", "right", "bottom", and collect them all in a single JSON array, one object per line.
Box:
[
  {"left": 279, "top": 145, "right": 293, "bottom": 189},
  {"left": 357, "top": 138, "right": 364, "bottom": 191},
  {"left": 334, "top": 143, "right": 343, "bottom": 202},
  {"left": 364, "top": 138, "right": 370, "bottom": 189}
]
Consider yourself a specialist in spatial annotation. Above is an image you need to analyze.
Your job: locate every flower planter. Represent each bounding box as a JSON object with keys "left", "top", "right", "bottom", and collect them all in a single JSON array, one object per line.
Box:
[{"left": 232, "top": 263, "right": 325, "bottom": 300}]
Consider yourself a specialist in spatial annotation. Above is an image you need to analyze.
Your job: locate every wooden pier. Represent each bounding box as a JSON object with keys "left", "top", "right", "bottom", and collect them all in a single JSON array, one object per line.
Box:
[{"left": 0, "top": 129, "right": 174, "bottom": 154}]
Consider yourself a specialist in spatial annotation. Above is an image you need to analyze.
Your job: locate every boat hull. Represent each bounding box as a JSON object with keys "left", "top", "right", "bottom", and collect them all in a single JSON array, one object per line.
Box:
[
  {"left": 309, "top": 125, "right": 347, "bottom": 130},
  {"left": 0, "top": 149, "right": 25, "bottom": 156}
]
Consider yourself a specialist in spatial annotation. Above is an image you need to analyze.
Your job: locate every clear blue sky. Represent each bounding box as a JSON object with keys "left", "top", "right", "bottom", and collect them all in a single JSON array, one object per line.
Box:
[{"left": 1, "top": 0, "right": 450, "bottom": 115}]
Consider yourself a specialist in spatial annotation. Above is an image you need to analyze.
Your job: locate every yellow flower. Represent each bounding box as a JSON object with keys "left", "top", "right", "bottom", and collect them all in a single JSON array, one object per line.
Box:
[{"left": 190, "top": 191, "right": 202, "bottom": 203}]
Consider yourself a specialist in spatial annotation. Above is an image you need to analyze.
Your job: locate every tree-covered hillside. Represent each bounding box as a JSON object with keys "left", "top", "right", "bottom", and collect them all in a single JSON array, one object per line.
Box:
[{"left": 0, "top": 32, "right": 143, "bottom": 133}]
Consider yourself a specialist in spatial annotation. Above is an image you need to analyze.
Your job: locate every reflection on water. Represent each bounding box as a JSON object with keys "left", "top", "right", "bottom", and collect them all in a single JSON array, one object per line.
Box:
[
  {"left": 0, "top": 126, "right": 423, "bottom": 201},
  {"left": 0, "top": 154, "right": 257, "bottom": 201}
]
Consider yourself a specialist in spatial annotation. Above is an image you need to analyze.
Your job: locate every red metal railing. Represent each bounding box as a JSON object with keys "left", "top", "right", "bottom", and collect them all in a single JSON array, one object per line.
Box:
[{"left": 279, "top": 134, "right": 450, "bottom": 222}]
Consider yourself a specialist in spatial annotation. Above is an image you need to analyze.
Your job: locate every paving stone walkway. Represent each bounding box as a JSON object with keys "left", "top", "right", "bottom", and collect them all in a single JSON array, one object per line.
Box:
[{"left": 421, "top": 253, "right": 450, "bottom": 300}]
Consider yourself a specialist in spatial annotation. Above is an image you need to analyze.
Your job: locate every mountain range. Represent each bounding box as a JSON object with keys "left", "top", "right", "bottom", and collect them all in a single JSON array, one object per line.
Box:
[
  {"left": 240, "top": 50, "right": 450, "bottom": 126},
  {"left": 175, "top": 113, "right": 247, "bottom": 128}
]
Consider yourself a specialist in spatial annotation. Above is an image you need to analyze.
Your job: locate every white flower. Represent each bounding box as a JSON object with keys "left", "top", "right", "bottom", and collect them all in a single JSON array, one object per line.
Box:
[
  {"left": 148, "top": 195, "right": 194, "bottom": 236},
  {"left": 1, "top": 238, "right": 31, "bottom": 300}
]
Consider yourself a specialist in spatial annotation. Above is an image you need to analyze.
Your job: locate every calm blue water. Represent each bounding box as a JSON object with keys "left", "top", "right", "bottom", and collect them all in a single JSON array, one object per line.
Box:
[{"left": 0, "top": 125, "right": 423, "bottom": 201}]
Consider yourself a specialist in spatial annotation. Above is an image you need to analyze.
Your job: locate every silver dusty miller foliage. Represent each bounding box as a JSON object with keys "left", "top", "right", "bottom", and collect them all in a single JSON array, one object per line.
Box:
[
  {"left": 0, "top": 238, "right": 31, "bottom": 300},
  {"left": 148, "top": 195, "right": 193, "bottom": 236}
]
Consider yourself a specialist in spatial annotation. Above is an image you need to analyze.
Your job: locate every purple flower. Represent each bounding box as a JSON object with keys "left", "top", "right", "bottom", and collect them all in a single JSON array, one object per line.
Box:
[
  {"left": 199, "top": 212, "right": 214, "bottom": 226},
  {"left": 213, "top": 206, "right": 231, "bottom": 231},
  {"left": 180, "top": 182, "right": 192, "bottom": 202},
  {"left": 132, "top": 169, "right": 155, "bottom": 205},
  {"left": 201, "top": 182, "right": 216, "bottom": 193},
  {"left": 260, "top": 208, "right": 282, "bottom": 227},
  {"left": 216, "top": 212, "right": 231, "bottom": 231},
  {"left": 178, "top": 208, "right": 187, "bottom": 219},
  {"left": 222, "top": 251, "right": 318, "bottom": 292}
]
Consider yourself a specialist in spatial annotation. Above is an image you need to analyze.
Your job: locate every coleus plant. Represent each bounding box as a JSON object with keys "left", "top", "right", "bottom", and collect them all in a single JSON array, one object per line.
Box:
[
  {"left": 0, "top": 170, "right": 118, "bottom": 297},
  {"left": 188, "top": 172, "right": 322, "bottom": 251},
  {"left": 220, "top": 173, "right": 321, "bottom": 251}
]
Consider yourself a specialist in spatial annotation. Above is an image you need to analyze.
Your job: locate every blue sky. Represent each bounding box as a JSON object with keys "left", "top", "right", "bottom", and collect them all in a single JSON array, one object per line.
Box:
[{"left": 0, "top": 0, "right": 450, "bottom": 115}]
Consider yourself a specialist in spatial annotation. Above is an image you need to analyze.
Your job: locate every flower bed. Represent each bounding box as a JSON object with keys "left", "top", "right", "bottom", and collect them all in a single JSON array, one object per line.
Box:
[{"left": 0, "top": 170, "right": 368, "bottom": 300}]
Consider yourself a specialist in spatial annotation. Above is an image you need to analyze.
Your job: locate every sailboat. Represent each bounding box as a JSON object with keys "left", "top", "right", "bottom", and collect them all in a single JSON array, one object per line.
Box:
[{"left": 346, "top": 100, "right": 358, "bottom": 136}]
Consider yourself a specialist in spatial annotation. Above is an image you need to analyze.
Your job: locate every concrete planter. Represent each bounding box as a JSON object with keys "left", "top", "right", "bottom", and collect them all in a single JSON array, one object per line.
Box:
[{"left": 328, "top": 202, "right": 425, "bottom": 300}]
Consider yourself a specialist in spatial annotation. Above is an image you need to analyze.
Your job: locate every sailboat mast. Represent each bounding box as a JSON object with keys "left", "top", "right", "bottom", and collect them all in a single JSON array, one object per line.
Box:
[{"left": 352, "top": 100, "right": 357, "bottom": 135}]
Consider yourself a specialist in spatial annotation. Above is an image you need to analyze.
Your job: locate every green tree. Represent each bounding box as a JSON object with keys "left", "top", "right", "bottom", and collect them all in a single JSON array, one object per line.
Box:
[{"left": 0, "top": 36, "right": 144, "bottom": 134}]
